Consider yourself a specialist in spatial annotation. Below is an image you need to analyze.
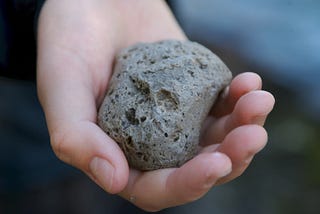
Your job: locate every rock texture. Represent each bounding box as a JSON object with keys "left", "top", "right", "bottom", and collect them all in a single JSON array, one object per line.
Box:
[{"left": 98, "top": 40, "right": 232, "bottom": 170}]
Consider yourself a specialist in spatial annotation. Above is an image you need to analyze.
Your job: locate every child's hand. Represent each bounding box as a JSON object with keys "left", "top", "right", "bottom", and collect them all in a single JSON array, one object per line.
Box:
[
  {"left": 119, "top": 72, "right": 274, "bottom": 211},
  {"left": 37, "top": 0, "right": 274, "bottom": 211}
]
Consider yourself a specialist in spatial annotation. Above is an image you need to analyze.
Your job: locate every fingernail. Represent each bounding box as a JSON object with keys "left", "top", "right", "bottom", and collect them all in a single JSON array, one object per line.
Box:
[
  {"left": 204, "top": 153, "right": 232, "bottom": 188},
  {"left": 213, "top": 152, "right": 232, "bottom": 176},
  {"left": 90, "top": 157, "right": 114, "bottom": 192}
]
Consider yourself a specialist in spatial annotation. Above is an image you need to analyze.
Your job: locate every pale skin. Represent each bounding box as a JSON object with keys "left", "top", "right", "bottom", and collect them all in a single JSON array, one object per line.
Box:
[{"left": 37, "top": 0, "right": 275, "bottom": 211}]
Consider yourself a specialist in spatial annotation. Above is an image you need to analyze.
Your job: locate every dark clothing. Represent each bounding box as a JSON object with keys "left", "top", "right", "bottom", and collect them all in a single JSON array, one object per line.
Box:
[
  {"left": 0, "top": 0, "right": 173, "bottom": 80},
  {"left": 0, "top": 0, "right": 45, "bottom": 80}
]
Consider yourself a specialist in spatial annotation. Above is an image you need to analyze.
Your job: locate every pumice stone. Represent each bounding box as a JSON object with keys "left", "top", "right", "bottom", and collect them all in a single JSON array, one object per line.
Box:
[{"left": 98, "top": 40, "right": 232, "bottom": 171}]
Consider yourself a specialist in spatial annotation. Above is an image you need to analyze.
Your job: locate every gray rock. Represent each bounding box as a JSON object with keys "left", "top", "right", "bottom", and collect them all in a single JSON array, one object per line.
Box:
[{"left": 98, "top": 40, "right": 232, "bottom": 171}]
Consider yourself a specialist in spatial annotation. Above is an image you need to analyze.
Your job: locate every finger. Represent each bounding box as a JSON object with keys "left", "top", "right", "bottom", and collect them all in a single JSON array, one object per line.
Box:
[
  {"left": 38, "top": 77, "right": 129, "bottom": 194},
  {"left": 202, "top": 90, "right": 275, "bottom": 146},
  {"left": 37, "top": 1, "right": 131, "bottom": 194},
  {"left": 203, "top": 125, "right": 268, "bottom": 185},
  {"left": 50, "top": 121, "right": 129, "bottom": 194},
  {"left": 211, "top": 72, "right": 262, "bottom": 117},
  {"left": 120, "top": 152, "right": 232, "bottom": 212},
  {"left": 37, "top": 46, "right": 129, "bottom": 194}
]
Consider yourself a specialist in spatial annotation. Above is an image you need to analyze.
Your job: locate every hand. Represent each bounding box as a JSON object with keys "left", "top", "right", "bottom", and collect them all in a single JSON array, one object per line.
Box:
[
  {"left": 119, "top": 72, "right": 274, "bottom": 211},
  {"left": 37, "top": 0, "right": 275, "bottom": 211}
]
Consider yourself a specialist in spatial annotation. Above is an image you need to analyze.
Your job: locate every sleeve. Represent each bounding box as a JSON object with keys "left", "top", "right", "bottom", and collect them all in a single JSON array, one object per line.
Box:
[{"left": 0, "top": 0, "right": 47, "bottom": 80}]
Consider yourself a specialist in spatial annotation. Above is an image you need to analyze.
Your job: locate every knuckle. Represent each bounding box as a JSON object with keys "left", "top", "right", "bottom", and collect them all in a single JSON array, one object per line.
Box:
[{"left": 50, "top": 128, "right": 72, "bottom": 164}]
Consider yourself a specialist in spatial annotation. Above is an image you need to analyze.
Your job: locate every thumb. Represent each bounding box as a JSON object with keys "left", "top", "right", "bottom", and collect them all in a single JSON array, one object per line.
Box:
[
  {"left": 36, "top": 40, "right": 129, "bottom": 194},
  {"left": 50, "top": 121, "right": 129, "bottom": 194},
  {"left": 36, "top": 41, "right": 129, "bottom": 194}
]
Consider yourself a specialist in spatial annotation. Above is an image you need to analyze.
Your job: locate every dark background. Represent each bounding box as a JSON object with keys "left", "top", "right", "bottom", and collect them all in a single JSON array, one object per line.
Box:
[{"left": 1, "top": 0, "right": 319, "bottom": 213}]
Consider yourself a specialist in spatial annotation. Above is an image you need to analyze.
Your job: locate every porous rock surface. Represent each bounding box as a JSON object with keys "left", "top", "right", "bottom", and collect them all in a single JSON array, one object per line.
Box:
[{"left": 98, "top": 40, "right": 232, "bottom": 170}]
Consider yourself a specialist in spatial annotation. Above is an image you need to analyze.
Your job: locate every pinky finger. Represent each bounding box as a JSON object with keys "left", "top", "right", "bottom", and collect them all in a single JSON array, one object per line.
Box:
[{"left": 214, "top": 125, "right": 268, "bottom": 185}]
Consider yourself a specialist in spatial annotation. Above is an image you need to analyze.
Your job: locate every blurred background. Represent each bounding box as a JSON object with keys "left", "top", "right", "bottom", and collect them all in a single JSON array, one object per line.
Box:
[{"left": 1, "top": 0, "right": 319, "bottom": 213}]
